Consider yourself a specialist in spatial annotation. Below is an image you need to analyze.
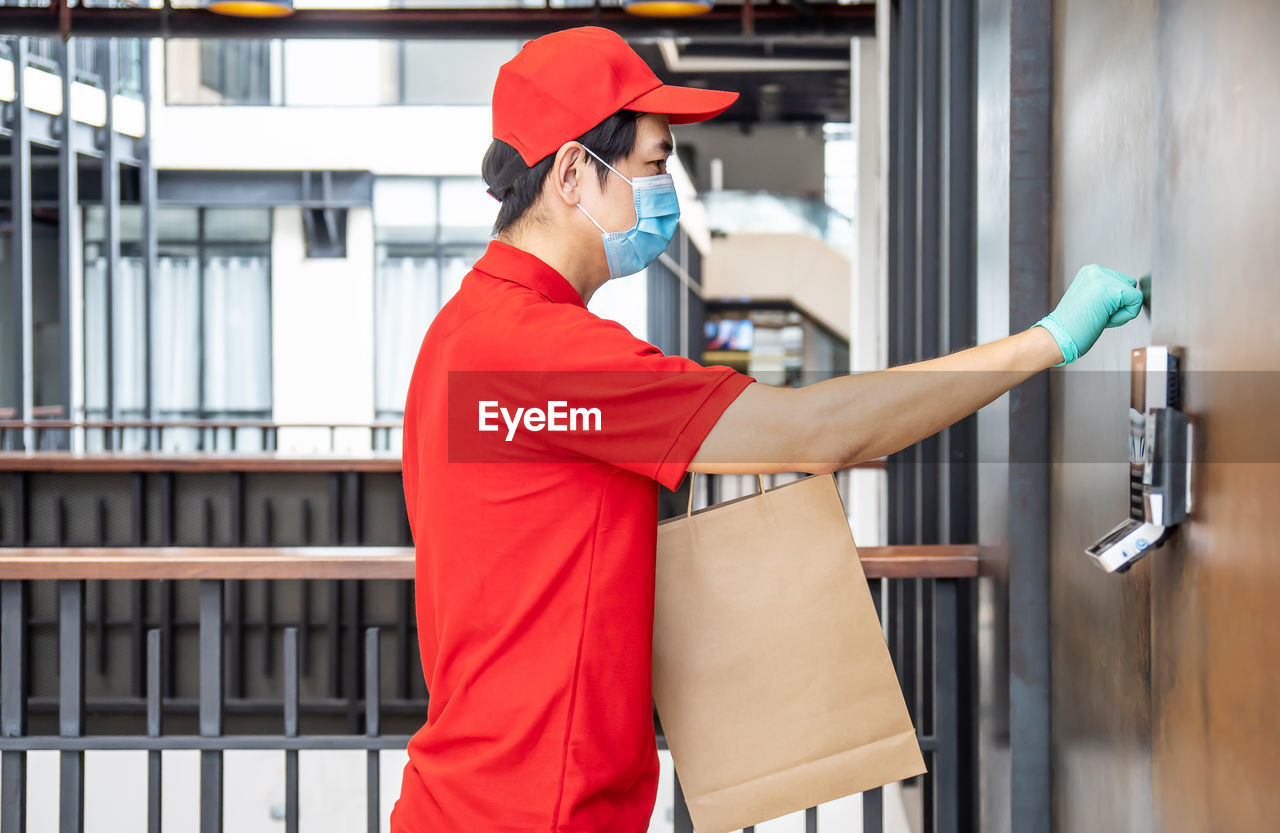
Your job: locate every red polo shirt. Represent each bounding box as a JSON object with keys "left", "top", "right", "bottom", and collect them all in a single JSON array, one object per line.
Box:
[{"left": 391, "top": 240, "right": 756, "bottom": 833}]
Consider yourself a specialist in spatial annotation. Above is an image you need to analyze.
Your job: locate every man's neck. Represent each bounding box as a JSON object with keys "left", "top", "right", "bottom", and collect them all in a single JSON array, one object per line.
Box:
[{"left": 496, "top": 230, "right": 606, "bottom": 306}]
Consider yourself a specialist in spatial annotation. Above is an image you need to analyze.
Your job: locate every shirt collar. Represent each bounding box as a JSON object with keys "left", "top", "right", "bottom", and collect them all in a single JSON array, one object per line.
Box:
[{"left": 472, "top": 239, "right": 587, "bottom": 309}]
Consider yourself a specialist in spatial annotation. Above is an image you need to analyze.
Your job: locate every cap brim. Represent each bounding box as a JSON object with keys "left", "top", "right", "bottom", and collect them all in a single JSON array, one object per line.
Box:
[{"left": 623, "top": 84, "right": 739, "bottom": 125}]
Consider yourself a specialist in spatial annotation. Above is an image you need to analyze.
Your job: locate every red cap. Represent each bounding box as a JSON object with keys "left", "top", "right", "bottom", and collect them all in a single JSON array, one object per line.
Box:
[{"left": 491, "top": 26, "right": 739, "bottom": 167}]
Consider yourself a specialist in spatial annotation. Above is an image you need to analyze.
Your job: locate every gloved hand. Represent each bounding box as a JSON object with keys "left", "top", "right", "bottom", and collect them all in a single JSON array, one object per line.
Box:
[{"left": 1034, "top": 264, "right": 1144, "bottom": 366}]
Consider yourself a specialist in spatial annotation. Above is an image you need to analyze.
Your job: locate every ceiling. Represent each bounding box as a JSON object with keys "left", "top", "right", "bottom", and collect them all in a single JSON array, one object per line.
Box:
[
  {"left": 634, "top": 36, "right": 855, "bottom": 124},
  {"left": 0, "top": 0, "right": 870, "bottom": 125}
]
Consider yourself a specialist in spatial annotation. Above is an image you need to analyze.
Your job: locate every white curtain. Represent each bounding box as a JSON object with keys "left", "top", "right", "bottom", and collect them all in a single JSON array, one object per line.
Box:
[
  {"left": 84, "top": 253, "right": 271, "bottom": 452},
  {"left": 203, "top": 255, "right": 272, "bottom": 450},
  {"left": 84, "top": 255, "right": 149, "bottom": 450},
  {"left": 152, "top": 256, "right": 201, "bottom": 451},
  {"left": 439, "top": 254, "right": 471, "bottom": 301},
  {"left": 375, "top": 256, "right": 439, "bottom": 419},
  {"left": 114, "top": 258, "right": 147, "bottom": 412},
  {"left": 114, "top": 257, "right": 148, "bottom": 449}
]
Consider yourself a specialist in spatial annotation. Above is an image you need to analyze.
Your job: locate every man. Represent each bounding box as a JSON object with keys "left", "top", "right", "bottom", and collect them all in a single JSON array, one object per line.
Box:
[{"left": 391, "top": 26, "right": 1142, "bottom": 833}]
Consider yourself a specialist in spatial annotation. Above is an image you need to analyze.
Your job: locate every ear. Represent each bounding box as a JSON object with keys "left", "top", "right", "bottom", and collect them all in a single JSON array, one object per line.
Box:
[{"left": 549, "top": 141, "right": 589, "bottom": 208}]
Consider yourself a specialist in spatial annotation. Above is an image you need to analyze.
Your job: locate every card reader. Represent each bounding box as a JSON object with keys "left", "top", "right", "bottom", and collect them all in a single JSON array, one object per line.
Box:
[
  {"left": 1085, "top": 517, "right": 1169, "bottom": 573},
  {"left": 1085, "top": 346, "right": 1195, "bottom": 573}
]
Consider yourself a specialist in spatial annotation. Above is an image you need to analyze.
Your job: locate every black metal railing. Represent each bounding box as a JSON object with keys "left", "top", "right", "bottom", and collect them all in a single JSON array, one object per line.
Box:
[
  {"left": 0, "top": 548, "right": 976, "bottom": 833},
  {"left": 1, "top": 578, "right": 401, "bottom": 833},
  {"left": 0, "top": 461, "right": 970, "bottom": 832}
]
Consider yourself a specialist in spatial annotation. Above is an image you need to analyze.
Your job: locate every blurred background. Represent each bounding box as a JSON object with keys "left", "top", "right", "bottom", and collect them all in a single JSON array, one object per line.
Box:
[{"left": 1, "top": 2, "right": 889, "bottom": 831}]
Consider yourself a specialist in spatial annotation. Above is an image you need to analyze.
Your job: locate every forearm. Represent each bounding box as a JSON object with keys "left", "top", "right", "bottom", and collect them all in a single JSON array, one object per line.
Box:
[{"left": 808, "top": 325, "right": 1063, "bottom": 467}]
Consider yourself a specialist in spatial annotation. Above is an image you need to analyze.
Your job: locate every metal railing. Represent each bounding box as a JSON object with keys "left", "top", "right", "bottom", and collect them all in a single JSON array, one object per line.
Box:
[
  {"left": 0, "top": 574, "right": 396, "bottom": 833},
  {"left": 3, "top": 32, "right": 144, "bottom": 99},
  {"left": 701, "top": 190, "right": 855, "bottom": 258},
  {"left": 0, "top": 545, "right": 977, "bottom": 833},
  {"left": 0, "top": 460, "right": 881, "bottom": 728},
  {"left": 0, "top": 459, "right": 964, "bottom": 832}
]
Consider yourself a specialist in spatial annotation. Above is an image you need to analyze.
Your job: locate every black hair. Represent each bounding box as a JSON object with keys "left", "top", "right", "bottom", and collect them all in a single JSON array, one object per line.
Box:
[{"left": 482, "top": 109, "right": 642, "bottom": 237}]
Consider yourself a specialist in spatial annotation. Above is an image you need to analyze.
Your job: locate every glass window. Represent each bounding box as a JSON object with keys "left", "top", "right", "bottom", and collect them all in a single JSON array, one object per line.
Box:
[
  {"left": 158, "top": 208, "right": 200, "bottom": 240},
  {"left": 439, "top": 250, "right": 475, "bottom": 300},
  {"left": 117, "top": 38, "right": 144, "bottom": 101},
  {"left": 399, "top": 39, "right": 520, "bottom": 105},
  {"left": 202, "top": 254, "right": 272, "bottom": 413},
  {"left": 163, "top": 35, "right": 524, "bottom": 108},
  {"left": 73, "top": 39, "right": 104, "bottom": 83},
  {"left": 373, "top": 178, "right": 438, "bottom": 242},
  {"left": 823, "top": 122, "right": 856, "bottom": 220},
  {"left": 165, "top": 40, "right": 209, "bottom": 105},
  {"left": 84, "top": 204, "right": 142, "bottom": 243},
  {"left": 82, "top": 243, "right": 147, "bottom": 430},
  {"left": 702, "top": 305, "right": 848, "bottom": 386},
  {"left": 439, "top": 178, "right": 498, "bottom": 243},
  {"left": 200, "top": 40, "right": 271, "bottom": 105},
  {"left": 371, "top": 243, "right": 485, "bottom": 422},
  {"left": 375, "top": 253, "right": 438, "bottom": 418},
  {"left": 283, "top": 40, "right": 391, "bottom": 107},
  {"left": 83, "top": 206, "right": 203, "bottom": 243},
  {"left": 374, "top": 177, "right": 491, "bottom": 245},
  {"left": 157, "top": 242, "right": 199, "bottom": 259},
  {"left": 204, "top": 208, "right": 273, "bottom": 242},
  {"left": 82, "top": 207, "right": 274, "bottom": 450},
  {"left": 372, "top": 175, "right": 496, "bottom": 419},
  {"left": 150, "top": 254, "right": 202, "bottom": 420},
  {"left": 166, "top": 39, "right": 273, "bottom": 105}
]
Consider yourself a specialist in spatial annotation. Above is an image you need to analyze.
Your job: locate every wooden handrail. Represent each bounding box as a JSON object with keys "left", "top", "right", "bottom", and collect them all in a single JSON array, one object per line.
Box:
[
  {"left": 861, "top": 545, "right": 984, "bottom": 578},
  {"left": 0, "top": 451, "right": 404, "bottom": 473},
  {"left": 0, "top": 545, "right": 981, "bottom": 580},
  {"left": 0, "top": 406, "right": 65, "bottom": 420},
  {"left": 0, "top": 452, "right": 887, "bottom": 473}
]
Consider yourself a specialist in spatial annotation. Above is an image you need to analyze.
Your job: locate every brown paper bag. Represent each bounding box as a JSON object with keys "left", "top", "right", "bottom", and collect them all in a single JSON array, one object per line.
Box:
[{"left": 653, "top": 472, "right": 926, "bottom": 833}]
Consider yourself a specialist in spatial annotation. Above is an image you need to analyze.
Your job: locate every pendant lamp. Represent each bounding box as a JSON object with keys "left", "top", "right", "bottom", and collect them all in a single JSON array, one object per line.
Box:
[
  {"left": 622, "top": 0, "right": 714, "bottom": 17},
  {"left": 204, "top": 0, "right": 295, "bottom": 18}
]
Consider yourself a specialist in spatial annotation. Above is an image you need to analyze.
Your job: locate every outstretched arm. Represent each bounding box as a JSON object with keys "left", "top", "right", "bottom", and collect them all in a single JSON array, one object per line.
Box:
[{"left": 689, "top": 264, "right": 1144, "bottom": 475}]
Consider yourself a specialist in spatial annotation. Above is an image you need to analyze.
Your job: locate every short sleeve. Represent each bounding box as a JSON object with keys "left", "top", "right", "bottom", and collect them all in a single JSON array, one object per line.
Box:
[{"left": 533, "top": 313, "right": 756, "bottom": 490}]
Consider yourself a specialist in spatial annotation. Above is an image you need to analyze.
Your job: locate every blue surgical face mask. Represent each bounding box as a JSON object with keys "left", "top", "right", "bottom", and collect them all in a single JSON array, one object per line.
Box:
[{"left": 576, "top": 145, "right": 680, "bottom": 279}]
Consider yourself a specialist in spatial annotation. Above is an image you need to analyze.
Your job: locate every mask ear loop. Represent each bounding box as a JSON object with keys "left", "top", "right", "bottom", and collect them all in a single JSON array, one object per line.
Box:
[
  {"left": 686, "top": 472, "right": 768, "bottom": 518},
  {"left": 576, "top": 144, "right": 622, "bottom": 234},
  {"left": 577, "top": 201, "right": 608, "bottom": 234},
  {"left": 579, "top": 144, "right": 633, "bottom": 186}
]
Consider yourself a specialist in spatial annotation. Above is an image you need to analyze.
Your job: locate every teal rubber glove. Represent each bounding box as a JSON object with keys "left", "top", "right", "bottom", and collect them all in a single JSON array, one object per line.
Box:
[{"left": 1034, "top": 264, "right": 1145, "bottom": 366}]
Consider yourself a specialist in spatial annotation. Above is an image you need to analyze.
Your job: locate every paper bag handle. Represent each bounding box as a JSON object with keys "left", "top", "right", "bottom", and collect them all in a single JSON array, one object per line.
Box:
[{"left": 686, "top": 472, "right": 767, "bottom": 518}]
